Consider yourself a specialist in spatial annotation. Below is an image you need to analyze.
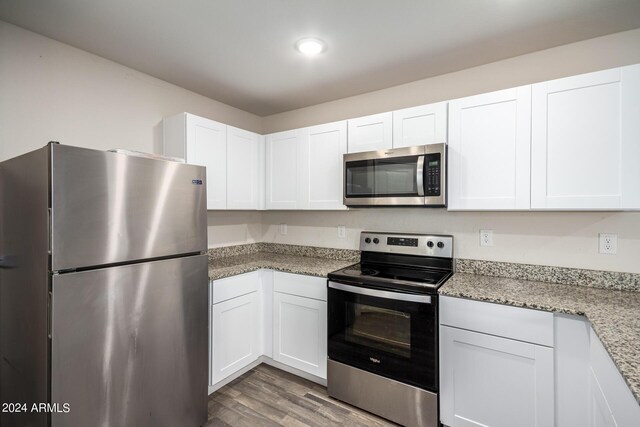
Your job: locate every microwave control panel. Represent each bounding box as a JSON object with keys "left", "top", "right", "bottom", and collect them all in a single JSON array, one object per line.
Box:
[{"left": 424, "top": 153, "right": 441, "bottom": 197}]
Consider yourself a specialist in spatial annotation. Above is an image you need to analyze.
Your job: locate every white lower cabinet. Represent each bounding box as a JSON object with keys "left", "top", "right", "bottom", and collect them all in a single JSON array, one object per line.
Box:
[
  {"left": 272, "top": 272, "right": 327, "bottom": 379},
  {"left": 211, "top": 291, "right": 260, "bottom": 384},
  {"left": 589, "top": 328, "right": 640, "bottom": 427},
  {"left": 440, "top": 297, "right": 640, "bottom": 427},
  {"left": 439, "top": 296, "right": 555, "bottom": 427},
  {"left": 209, "top": 270, "right": 327, "bottom": 391},
  {"left": 273, "top": 292, "right": 327, "bottom": 378},
  {"left": 209, "top": 271, "right": 262, "bottom": 387},
  {"left": 440, "top": 325, "right": 554, "bottom": 427}
]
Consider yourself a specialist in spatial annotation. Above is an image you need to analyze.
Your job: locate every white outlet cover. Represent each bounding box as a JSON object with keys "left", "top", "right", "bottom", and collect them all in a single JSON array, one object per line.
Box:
[
  {"left": 279, "top": 223, "right": 287, "bottom": 235},
  {"left": 480, "top": 229, "right": 494, "bottom": 247},
  {"left": 337, "top": 225, "right": 346, "bottom": 238},
  {"left": 599, "top": 233, "right": 617, "bottom": 254}
]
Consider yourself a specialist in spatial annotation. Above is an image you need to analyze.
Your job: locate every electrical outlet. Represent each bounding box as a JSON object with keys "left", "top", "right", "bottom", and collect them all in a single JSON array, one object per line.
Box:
[
  {"left": 480, "top": 229, "right": 493, "bottom": 247},
  {"left": 337, "top": 225, "right": 346, "bottom": 238},
  {"left": 279, "top": 223, "right": 287, "bottom": 236},
  {"left": 599, "top": 233, "right": 617, "bottom": 254}
]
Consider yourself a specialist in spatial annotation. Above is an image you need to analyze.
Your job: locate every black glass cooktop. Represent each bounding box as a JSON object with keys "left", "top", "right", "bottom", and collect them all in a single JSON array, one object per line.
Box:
[{"left": 328, "top": 262, "right": 452, "bottom": 294}]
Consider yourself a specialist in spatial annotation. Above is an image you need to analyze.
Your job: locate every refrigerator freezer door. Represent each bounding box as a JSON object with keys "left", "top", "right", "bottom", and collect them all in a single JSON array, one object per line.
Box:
[
  {"left": 50, "top": 255, "right": 208, "bottom": 427},
  {"left": 51, "top": 144, "right": 207, "bottom": 271}
]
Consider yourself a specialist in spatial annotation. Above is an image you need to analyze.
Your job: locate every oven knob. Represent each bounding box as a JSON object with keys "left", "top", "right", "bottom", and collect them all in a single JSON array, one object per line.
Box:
[
  {"left": 427, "top": 241, "right": 434, "bottom": 248},
  {"left": 365, "top": 237, "right": 371, "bottom": 244},
  {"left": 373, "top": 238, "right": 380, "bottom": 244},
  {"left": 437, "top": 242, "right": 445, "bottom": 249}
]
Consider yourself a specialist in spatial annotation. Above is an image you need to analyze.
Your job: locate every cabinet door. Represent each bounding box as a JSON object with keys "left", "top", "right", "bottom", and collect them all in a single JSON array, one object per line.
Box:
[
  {"left": 299, "top": 121, "right": 348, "bottom": 210},
  {"left": 448, "top": 86, "right": 531, "bottom": 210},
  {"left": 590, "top": 369, "right": 617, "bottom": 427},
  {"left": 227, "top": 126, "right": 260, "bottom": 210},
  {"left": 531, "top": 65, "right": 640, "bottom": 210},
  {"left": 273, "top": 292, "right": 327, "bottom": 379},
  {"left": 392, "top": 102, "right": 447, "bottom": 148},
  {"left": 440, "top": 326, "right": 554, "bottom": 427},
  {"left": 589, "top": 328, "right": 640, "bottom": 427},
  {"left": 347, "top": 112, "right": 393, "bottom": 153},
  {"left": 185, "top": 114, "right": 227, "bottom": 210},
  {"left": 211, "top": 292, "right": 260, "bottom": 384},
  {"left": 265, "top": 130, "right": 301, "bottom": 209}
]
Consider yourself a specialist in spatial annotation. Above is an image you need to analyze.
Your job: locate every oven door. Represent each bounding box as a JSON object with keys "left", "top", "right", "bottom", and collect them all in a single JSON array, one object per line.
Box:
[
  {"left": 327, "top": 281, "right": 438, "bottom": 392},
  {"left": 343, "top": 146, "right": 426, "bottom": 206}
]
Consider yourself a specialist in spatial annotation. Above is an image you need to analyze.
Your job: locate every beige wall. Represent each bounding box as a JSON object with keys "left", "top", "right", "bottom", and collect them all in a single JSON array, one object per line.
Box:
[
  {"left": 261, "top": 28, "right": 640, "bottom": 133},
  {"left": 0, "top": 20, "right": 262, "bottom": 163},
  {"left": 261, "top": 210, "right": 640, "bottom": 274},
  {"left": 0, "top": 21, "right": 263, "bottom": 245},
  {"left": 207, "top": 211, "right": 263, "bottom": 248}
]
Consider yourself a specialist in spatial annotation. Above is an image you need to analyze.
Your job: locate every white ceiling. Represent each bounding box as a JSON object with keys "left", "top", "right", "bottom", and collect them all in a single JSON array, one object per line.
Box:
[{"left": 1, "top": 0, "right": 640, "bottom": 116}]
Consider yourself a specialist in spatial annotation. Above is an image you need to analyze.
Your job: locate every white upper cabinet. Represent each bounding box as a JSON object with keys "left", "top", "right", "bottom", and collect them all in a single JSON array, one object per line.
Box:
[
  {"left": 265, "top": 129, "right": 302, "bottom": 209},
  {"left": 163, "top": 113, "right": 227, "bottom": 210},
  {"left": 347, "top": 112, "right": 393, "bottom": 153},
  {"left": 531, "top": 65, "right": 640, "bottom": 210},
  {"left": 227, "top": 126, "right": 263, "bottom": 210},
  {"left": 299, "top": 121, "right": 348, "bottom": 210},
  {"left": 392, "top": 102, "right": 448, "bottom": 148},
  {"left": 448, "top": 86, "right": 532, "bottom": 210}
]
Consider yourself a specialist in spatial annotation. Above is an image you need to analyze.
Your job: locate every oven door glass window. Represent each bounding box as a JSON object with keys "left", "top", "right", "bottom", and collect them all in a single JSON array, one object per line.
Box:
[
  {"left": 328, "top": 285, "right": 437, "bottom": 391},
  {"left": 345, "top": 304, "right": 411, "bottom": 358}
]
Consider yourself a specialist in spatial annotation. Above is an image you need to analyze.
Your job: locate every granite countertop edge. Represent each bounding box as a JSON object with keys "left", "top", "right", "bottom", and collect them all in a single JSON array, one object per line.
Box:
[
  {"left": 439, "top": 273, "right": 640, "bottom": 405},
  {"left": 208, "top": 252, "right": 356, "bottom": 280}
]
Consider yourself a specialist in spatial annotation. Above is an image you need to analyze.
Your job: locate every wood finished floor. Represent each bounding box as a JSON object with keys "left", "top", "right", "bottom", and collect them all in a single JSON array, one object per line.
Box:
[{"left": 206, "top": 364, "right": 398, "bottom": 426}]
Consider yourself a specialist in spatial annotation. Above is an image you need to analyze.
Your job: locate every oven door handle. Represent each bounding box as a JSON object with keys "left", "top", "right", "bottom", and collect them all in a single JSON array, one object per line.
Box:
[
  {"left": 328, "top": 281, "right": 432, "bottom": 304},
  {"left": 416, "top": 155, "right": 425, "bottom": 197}
]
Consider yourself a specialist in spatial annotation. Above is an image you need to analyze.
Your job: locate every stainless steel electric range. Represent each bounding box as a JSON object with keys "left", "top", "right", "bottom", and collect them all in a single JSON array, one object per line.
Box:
[{"left": 327, "top": 231, "right": 454, "bottom": 427}]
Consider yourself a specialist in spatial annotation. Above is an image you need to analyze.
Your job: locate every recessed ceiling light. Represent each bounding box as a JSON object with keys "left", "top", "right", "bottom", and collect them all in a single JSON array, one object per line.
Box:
[{"left": 295, "top": 38, "right": 326, "bottom": 56}]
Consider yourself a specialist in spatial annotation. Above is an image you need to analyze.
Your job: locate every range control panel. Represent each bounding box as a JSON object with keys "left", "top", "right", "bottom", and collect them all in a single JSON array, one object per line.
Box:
[{"left": 360, "top": 232, "right": 453, "bottom": 258}]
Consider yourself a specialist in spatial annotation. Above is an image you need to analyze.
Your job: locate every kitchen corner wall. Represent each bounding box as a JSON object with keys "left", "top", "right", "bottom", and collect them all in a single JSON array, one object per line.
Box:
[
  {"left": 0, "top": 20, "right": 262, "bottom": 162},
  {"left": 0, "top": 20, "right": 263, "bottom": 248}
]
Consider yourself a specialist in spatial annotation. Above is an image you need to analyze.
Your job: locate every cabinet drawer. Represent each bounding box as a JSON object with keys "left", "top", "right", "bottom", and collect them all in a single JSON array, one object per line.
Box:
[
  {"left": 211, "top": 271, "right": 261, "bottom": 305},
  {"left": 273, "top": 271, "right": 327, "bottom": 301},
  {"left": 440, "top": 296, "right": 553, "bottom": 347}
]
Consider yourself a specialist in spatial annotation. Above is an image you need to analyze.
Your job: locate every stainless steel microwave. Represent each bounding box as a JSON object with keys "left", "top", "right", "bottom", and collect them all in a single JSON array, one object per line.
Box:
[{"left": 343, "top": 143, "right": 446, "bottom": 207}]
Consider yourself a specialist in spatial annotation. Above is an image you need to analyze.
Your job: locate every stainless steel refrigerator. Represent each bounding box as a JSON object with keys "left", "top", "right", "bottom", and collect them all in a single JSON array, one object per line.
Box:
[{"left": 0, "top": 142, "right": 209, "bottom": 426}]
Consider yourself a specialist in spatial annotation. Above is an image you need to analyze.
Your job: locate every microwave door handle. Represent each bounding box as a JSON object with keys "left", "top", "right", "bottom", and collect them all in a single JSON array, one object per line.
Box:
[
  {"left": 328, "top": 281, "right": 432, "bottom": 304},
  {"left": 416, "top": 155, "right": 425, "bottom": 197}
]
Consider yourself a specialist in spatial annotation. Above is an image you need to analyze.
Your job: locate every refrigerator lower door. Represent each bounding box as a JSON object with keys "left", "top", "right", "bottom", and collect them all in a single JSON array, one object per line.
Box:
[
  {"left": 51, "top": 144, "right": 207, "bottom": 271},
  {"left": 50, "top": 255, "right": 208, "bottom": 427}
]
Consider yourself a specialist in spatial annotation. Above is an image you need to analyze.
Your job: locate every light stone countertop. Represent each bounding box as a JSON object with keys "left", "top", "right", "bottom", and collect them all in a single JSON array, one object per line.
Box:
[
  {"left": 439, "top": 272, "right": 640, "bottom": 405},
  {"left": 208, "top": 251, "right": 356, "bottom": 281}
]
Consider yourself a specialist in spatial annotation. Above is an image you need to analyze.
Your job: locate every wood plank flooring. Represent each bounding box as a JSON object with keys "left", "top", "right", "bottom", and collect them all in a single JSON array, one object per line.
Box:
[{"left": 206, "top": 364, "right": 398, "bottom": 426}]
